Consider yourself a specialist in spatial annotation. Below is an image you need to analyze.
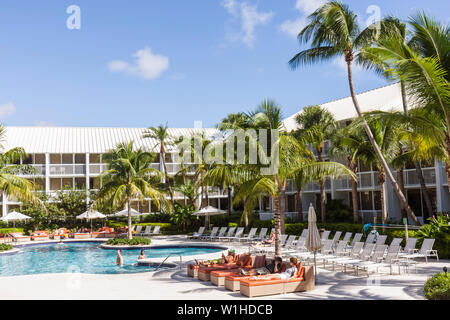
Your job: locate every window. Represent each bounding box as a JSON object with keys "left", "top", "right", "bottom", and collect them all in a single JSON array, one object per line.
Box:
[
  {"left": 23, "top": 155, "right": 32, "bottom": 165},
  {"left": 34, "top": 154, "right": 45, "bottom": 164},
  {"left": 75, "top": 178, "right": 86, "bottom": 190},
  {"left": 75, "top": 154, "right": 85, "bottom": 164},
  {"left": 89, "top": 154, "right": 100, "bottom": 163},
  {"left": 373, "top": 191, "right": 382, "bottom": 211},
  {"left": 360, "top": 191, "right": 373, "bottom": 211},
  {"left": 62, "top": 178, "right": 73, "bottom": 189},
  {"left": 50, "top": 178, "right": 61, "bottom": 191},
  {"left": 62, "top": 154, "right": 73, "bottom": 164},
  {"left": 50, "top": 154, "right": 61, "bottom": 164}
]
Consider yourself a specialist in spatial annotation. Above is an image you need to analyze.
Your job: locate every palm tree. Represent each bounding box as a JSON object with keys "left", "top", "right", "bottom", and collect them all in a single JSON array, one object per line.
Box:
[
  {"left": 348, "top": 115, "right": 403, "bottom": 225},
  {"left": 330, "top": 127, "right": 365, "bottom": 223},
  {"left": 142, "top": 124, "right": 175, "bottom": 207},
  {"left": 95, "top": 141, "right": 166, "bottom": 239},
  {"left": 295, "top": 105, "right": 337, "bottom": 222},
  {"left": 0, "top": 126, "right": 41, "bottom": 208},
  {"left": 288, "top": 1, "right": 420, "bottom": 225}
]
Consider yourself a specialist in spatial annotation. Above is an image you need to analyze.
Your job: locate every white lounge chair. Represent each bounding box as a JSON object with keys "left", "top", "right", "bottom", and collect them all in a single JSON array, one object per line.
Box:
[
  {"left": 342, "top": 232, "right": 352, "bottom": 244},
  {"left": 357, "top": 246, "right": 401, "bottom": 276},
  {"left": 151, "top": 225, "right": 161, "bottom": 235},
  {"left": 218, "top": 227, "right": 236, "bottom": 241},
  {"left": 401, "top": 238, "right": 438, "bottom": 263},
  {"left": 336, "top": 243, "right": 376, "bottom": 273},
  {"left": 223, "top": 227, "right": 244, "bottom": 242},
  {"left": 375, "top": 235, "right": 387, "bottom": 245},
  {"left": 390, "top": 238, "right": 402, "bottom": 247},
  {"left": 239, "top": 228, "right": 258, "bottom": 242},
  {"left": 210, "top": 227, "right": 227, "bottom": 241},
  {"left": 325, "top": 242, "right": 364, "bottom": 271},
  {"left": 201, "top": 227, "right": 219, "bottom": 240},
  {"left": 134, "top": 226, "right": 143, "bottom": 236},
  {"left": 140, "top": 226, "right": 152, "bottom": 237},
  {"left": 189, "top": 226, "right": 205, "bottom": 240}
]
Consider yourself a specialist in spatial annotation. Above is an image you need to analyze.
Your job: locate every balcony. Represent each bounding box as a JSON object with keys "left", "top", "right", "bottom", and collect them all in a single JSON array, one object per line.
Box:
[
  {"left": 89, "top": 164, "right": 108, "bottom": 175},
  {"left": 49, "top": 164, "right": 86, "bottom": 175},
  {"left": 404, "top": 167, "right": 436, "bottom": 186}
]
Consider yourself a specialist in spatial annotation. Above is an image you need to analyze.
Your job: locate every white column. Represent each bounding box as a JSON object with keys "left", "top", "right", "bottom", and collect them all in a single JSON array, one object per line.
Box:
[
  {"left": 85, "top": 153, "right": 90, "bottom": 205},
  {"left": 435, "top": 159, "right": 450, "bottom": 212},
  {"left": 45, "top": 153, "right": 50, "bottom": 194}
]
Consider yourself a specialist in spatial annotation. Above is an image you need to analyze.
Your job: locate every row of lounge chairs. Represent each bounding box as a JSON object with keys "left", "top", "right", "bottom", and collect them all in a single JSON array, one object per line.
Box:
[
  {"left": 189, "top": 226, "right": 271, "bottom": 242},
  {"left": 134, "top": 225, "right": 161, "bottom": 237},
  {"left": 0, "top": 225, "right": 163, "bottom": 243},
  {"left": 187, "top": 252, "right": 315, "bottom": 298}
]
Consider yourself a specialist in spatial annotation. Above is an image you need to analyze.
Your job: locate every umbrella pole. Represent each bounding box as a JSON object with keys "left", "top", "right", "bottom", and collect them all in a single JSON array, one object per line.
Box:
[{"left": 314, "top": 251, "right": 317, "bottom": 285}]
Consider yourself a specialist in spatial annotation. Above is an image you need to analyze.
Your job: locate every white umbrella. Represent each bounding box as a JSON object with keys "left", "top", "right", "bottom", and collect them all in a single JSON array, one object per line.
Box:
[
  {"left": 108, "top": 207, "right": 146, "bottom": 217},
  {"left": 305, "top": 204, "right": 323, "bottom": 283},
  {"left": 0, "top": 211, "right": 32, "bottom": 233},
  {"left": 76, "top": 210, "right": 106, "bottom": 232},
  {"left": 193, "top": 206, "right": 226, "bottom": 229}
]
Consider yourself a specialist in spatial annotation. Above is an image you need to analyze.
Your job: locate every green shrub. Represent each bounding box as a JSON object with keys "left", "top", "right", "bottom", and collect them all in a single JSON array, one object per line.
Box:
[
  {"left": 228, "top": 222, "right": 238, "bottom": 228},
  {"left": 324, "top": 199, "right": 353, "bottom": 223},
  {"left": 106, "top": 237, "right": 151, "bottom": 246},
  {"left": 0, "top": 244, "right": 13, "bottom": 252},
  {"left": 424, "top": 272, "right": 450, "bottom": 300},
  {"left": 0, "top": 228, "right": 24, "bottom": 235}
]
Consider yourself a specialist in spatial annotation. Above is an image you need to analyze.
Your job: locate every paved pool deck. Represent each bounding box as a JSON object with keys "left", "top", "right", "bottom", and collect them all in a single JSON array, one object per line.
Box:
[{"left": 0, "top": 235, "right": 447, "bottom": 300}]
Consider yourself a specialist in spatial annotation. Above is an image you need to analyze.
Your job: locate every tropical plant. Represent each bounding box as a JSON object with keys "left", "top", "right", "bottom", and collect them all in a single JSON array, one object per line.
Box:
[
  {"left": 95, "top": 141, "right": 166, "bottom": 239},
  {"left": 170, "top": 203, "right": 197, "bottom": 231},
  {"left": 295, "top": 105, "right": 337, "bottom": 222},
  {"left": 0, "top": 126, "right": 42, "bottom": 210},
  {"left": 143, "top": 124, "right": 175, "bottom": 206},
  {"left": 288, "top": 1, "right": 420, "bottom": 225},
  {"left": 424, "top": 272, "right": 450, "bottom": 300}
]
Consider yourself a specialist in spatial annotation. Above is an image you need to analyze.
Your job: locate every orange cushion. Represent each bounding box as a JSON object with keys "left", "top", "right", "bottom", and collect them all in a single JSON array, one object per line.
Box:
[
  {"left": 240, "top": 277, "right": 303, "bottom": 287},
  {"left": 296, "top": 262, "right": 304, "bottom": 280}
]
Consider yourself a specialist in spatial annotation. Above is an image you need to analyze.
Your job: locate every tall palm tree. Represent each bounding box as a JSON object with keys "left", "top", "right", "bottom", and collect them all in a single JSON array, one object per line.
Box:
[
  {"left": 142, "top": 124, "right": 174, "bottom": 207},
  {"left": 288, "top": 1, "right": 420, "bottom": 225},
  {"left": 95, "top": 141, "right": 166, "bottom": 239},
  {"left": 0, "top": 126, "right": 41, "bottom": 208},
  {"left": 348, "top": 115, "right": 402, "bottom": 225},
  {"left": 330, "top": 127, "right": 365, "bottom": 223},
  {"left": 295, "top": 105, "right": 337, "bottom": 222}
]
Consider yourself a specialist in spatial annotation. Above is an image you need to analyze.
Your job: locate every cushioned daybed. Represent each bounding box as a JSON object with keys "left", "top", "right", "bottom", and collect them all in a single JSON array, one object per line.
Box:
[{"left": 239, "top": 264, "right": 315, "bottom": 298}]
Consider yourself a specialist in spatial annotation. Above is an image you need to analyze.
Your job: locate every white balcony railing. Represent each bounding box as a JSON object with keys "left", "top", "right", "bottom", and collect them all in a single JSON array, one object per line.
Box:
[{"left": 49, "top": 164, "right": 86, "bottom": 175}]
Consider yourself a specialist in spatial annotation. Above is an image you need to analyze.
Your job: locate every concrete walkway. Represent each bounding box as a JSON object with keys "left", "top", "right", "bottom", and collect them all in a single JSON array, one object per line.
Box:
[{"left": 0, "top": 235, "right": 446, "bottom": 300}]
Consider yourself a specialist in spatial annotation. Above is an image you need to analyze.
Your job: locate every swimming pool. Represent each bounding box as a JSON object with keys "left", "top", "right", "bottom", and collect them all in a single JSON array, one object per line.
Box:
[{"left": 0, "top": 242, "right": 224, "bottom": 277}]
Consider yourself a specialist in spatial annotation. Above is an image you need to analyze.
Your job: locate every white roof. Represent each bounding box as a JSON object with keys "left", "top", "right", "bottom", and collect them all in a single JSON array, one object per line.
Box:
[
  {"left": 2, "top": 127, "right": 221, "bottom": 154},
  {"left": 283, "top": 83, "right": 407, "bottom": 131}
]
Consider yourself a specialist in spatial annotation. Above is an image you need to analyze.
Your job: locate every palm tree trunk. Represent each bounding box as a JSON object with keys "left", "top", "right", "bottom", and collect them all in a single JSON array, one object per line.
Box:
[
  {"left": 161, "top": 149, "right": 174, "bottom": 207},
  {"left": 346, "top": 59, "right": 420, "bottom": 225},
  {"left": 297, "top": 188, "right": 303, "bottom": 222},
  {"left": 317, "top": 149, "right": 326, "bottom": 222},
  {"left": 127, "top": 199, "right": 132, "bottom": 240},
  {"left": 280, "top": 180, "right": 286, "bottom": 234},
  {"left": 205, "top": 186, "right": 209, "bottom": 206},
  {"left": 273, "top": 189, "right": 281, "bottom": 258},
  {"left": 379, "top": 171, "right": 387, "bottom": 230},
  {"left": 415, "top": 162, "right": 434, "bottom": 218},
  {"left": 397, "top": 166, "right": 407, "bottom": 219},
  {"left": 349, "top": 161, "right": 359, "bottom": 223},
  {"left": 227, "top": 188, "right": 232, "bottom": 216},
  {"left": 320, "top": 179, "right": 326, "bottom": 222}
]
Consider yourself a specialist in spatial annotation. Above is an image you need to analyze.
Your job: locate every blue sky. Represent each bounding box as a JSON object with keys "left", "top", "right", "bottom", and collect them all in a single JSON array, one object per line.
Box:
[{"left": 0, "top": 0, "right": 448, "bottom": 128}]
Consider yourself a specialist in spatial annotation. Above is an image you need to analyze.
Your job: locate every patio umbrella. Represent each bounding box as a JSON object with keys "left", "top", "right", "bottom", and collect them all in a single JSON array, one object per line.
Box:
[
  {"left": 0, "top": 211, "right": 32, "bottom": 233},
  {"left": 193, "top": 206, "right": 225, "bottom": 229},
  {"left": 107, "top": 207, "right": 147, "bottom": 217},
  {"left": 305, "top": 204, "right": 322, "bottom": 283},
  {"left": 76, "top": 209, "right": 106, "bottom": 232}
]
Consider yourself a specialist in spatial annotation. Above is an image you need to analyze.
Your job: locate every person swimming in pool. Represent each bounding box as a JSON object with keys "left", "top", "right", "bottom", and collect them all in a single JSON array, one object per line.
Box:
[
  {"left": 116, "top": 249, "right": 123, "bottom": 266},
  {"left": 138, "top": 250, "right": 146, "bottom": 260}
]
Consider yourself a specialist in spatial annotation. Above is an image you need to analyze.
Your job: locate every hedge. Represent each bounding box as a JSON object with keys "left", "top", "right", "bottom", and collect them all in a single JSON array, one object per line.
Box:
[
  {"left": 106, "top": 237, "right": 151, "bottom": 246},
  {"left": 0, "top": 228, "right": 24, "bottom": 235},
  {"left": 0, "top": 244, "right": 13, "bottom": 252},
  {"left": 424, "top": 272, "right": 450, "bottom": 300}
]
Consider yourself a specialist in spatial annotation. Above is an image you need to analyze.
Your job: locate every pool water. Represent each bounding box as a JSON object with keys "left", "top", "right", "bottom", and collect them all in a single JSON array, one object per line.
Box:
[{"left": 0, "top": 242, "right": 222, "bottom": 277}]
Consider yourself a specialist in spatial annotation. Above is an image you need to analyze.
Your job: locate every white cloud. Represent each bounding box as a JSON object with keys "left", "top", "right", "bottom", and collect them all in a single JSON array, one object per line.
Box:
[
  {"left": 167, "top": 73, "right": 187, "bottom": 81},
  {"left": 108, "top": 47, "right": 169, "bottom": 80},
  {"left": 0, "top": 102, "right": 16, "bottom": 118},
  {"left": 280, "top": 0, "right": 326, "bottom": 38},
  {"left": 221, "top": 0, "right": 274, "bottom": 48}
]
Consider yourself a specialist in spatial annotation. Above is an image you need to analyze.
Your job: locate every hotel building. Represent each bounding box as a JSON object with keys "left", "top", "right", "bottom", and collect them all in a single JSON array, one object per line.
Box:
[{"left": 1, "top": 83, "right": 449, "bottom": 223}]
